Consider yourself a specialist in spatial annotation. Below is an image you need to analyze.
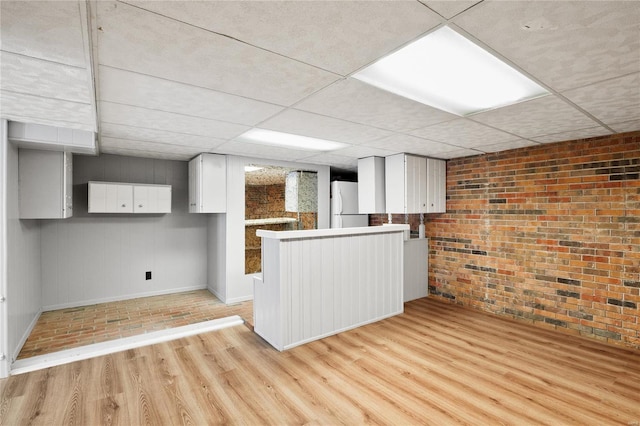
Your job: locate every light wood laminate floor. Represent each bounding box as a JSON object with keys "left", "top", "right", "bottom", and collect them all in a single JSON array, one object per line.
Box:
[{"left": 2, "top": 298, "right": 639, "bottom": 425}]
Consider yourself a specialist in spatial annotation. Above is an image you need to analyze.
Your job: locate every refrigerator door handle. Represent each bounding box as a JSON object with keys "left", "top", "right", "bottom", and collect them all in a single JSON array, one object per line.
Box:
[{"left": 337, "top": 189, "right": 343, "bottom": 214}]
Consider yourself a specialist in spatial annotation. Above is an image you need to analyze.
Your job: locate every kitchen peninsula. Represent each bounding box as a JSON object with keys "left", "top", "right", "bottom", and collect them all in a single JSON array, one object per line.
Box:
[{"left": 254, "top": 224, "right": 409, "bottom": 351}]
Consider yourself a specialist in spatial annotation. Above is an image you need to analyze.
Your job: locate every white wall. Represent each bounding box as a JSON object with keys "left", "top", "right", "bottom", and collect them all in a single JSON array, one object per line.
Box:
[
  {"left": 6, "top": 140, "right": 43, "bottom": 363},
  {"left": 40, "top": 154, "right": 209, "bottom": 310},
  {"left": 220, "top": 155, "right": 330, "bottom": 303}
]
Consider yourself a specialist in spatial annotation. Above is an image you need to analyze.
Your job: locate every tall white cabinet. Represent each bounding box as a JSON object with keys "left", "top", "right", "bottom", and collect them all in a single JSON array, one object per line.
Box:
[
  {"left": 385, "top": 153, "right": 427, "bottom": 214},
  {"left": 357, "top": 156, "right": 386, "bottom": 214},
  {"left": 18, "top": 149, "right": 72, "bottom": 219},
  {"left": 189, "top": 153, "right": 226, "bottom": 213}
]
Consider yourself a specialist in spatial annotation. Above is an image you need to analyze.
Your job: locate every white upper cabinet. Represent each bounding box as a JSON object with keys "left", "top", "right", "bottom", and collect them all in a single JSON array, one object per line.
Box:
[
  {"left": 385, "top": 153, "right": 427, "bottom": 214},
  {"left": 426, "top": 158, "right": 446, "bottom": 213},
  {"left": 188, "top": 153, "right": 226, "bottom": 213},
  {"left": 19, "top": 149, "right": 73, "bottom": 219},
  {"left": 357, "top": 156, "right": 386, "bottom": 214},
  {"left": 385, "top": 154, "right": 446, "bottom": 214},
  {"left": 88, "top": 182, "right": 171, "bottom": 214}
]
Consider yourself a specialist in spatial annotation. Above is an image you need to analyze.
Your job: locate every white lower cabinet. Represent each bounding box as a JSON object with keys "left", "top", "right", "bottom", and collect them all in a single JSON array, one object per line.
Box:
[{"left": 88, "top": 181, "right": 171, "bottom": 214}]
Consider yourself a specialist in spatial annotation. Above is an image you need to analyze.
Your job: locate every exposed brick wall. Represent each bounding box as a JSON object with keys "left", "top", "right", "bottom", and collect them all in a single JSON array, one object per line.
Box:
[{"left": 426, "top": 131, "right": 640, "bottom": 348}]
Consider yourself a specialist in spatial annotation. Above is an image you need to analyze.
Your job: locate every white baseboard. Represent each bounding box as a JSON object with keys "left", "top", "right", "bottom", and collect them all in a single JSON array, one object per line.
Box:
[
  {"left": 11, "top": 315, "right": 244, "bottom": 375},
  {"left": 225, "top": 294, "right": 254, "bottom": 304},
  {"left": 207, "top": 285, "right": 225, "bottom": 303},
  {"left": 12, "top": 308, "right": 42, "bottom": 363},
  {"left": 42, "top": 284, "right": 208, "bottom": 312}
]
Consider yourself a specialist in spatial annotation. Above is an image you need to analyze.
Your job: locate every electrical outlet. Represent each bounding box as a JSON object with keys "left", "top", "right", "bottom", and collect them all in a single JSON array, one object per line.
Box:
[{"left": 146, "top": 271, "right": 152, "bottom": 280}]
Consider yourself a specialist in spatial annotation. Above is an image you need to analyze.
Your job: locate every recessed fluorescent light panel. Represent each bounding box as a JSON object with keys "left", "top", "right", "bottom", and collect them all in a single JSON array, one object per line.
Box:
[
  {"left": 353, "top": 26, "right": 549, "bottom": 116},
  {"left": 236, "top": 129, "right": 348, "bottom": 151},
  {"left": 244, "top": 166, "right": 263, "bottom": 172}
]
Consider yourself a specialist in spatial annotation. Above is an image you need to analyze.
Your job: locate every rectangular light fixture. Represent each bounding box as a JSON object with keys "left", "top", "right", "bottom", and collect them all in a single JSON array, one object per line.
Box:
[
  {"left": 236, "top": 128, "right": 348, "bottom": 151},
  {"left": 353, "top": 26, "right": 549, "bottom": 116}
]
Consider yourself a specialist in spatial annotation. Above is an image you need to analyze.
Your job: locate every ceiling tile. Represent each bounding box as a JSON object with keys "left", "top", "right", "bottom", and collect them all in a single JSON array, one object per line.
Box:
[
  {"left": 294, "top": 78, "right": 457, "bottom": 133},
  {"left": 214, "top": 140, "right": 314, "bottom": 162},
  {"left": 99, "top": 102, "right": 249, "bottom": 140},
  {"left": 1, "top": 90, "right": 95, "bottom": 131},
  {"left": 101, "top": 136, "right": 207, "bottom": 157},
  {"left": 420, "top": 1, "right": 481, "bottom": 19},
  {"left": 101, "top": 123, "right": 226, "bottom": 150},
  {"left": 122, "top": 0, "right": 441, "bottom": 76},
  {"left": 259, "top": 110, "right": 393, "bottom": 145},
  {"left": 477, "top": 139, "right": 541, "bottom": 153},
  {"left": 436, "top": 148, "right": 483, "bottom": 159},
  {"left": 366, "top": 134, "right": 459, "bottom": 157},
  {"left": 1, "top": 52, "right": 91, "bottom": 103},
  {"left": 331, "top": 145, "right": 398, "bottom": 160},
  {"left": 610, "top": 119, "right": 640, "bottom": 134},
  {"left": 530, "top": 127, "right": 613, "bottom": 144},
  {"left": 100, "top": 145, "right": 193, "bottom": 161},
  {"left": 297, "top": 153, "right": 358, "bottom": 170},
  {"left": 98, "top": 66, "right": 284, "bottom": 126},
  {"left": 0, "top": 1, "right": 87, "bottom": 67},
  {"left": 562, "top": 73, "right": 640, "bottom": 126},
  {"left": 96, "top": 1, "right": 339, "bottom": 106},
  {"left": 454, "top": 1, "right": 640, "bottom": 91},
  {"left": 471, "top": 95, "right": 599, "bottom": 139},
  {"left": 410, "top": 118, "right": 519, "bottom": 148}
]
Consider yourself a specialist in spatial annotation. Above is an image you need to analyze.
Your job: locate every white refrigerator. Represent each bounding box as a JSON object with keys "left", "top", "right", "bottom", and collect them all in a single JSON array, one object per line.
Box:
[{"left": 330, "top": 181, "right": 369, "bottom": 228}]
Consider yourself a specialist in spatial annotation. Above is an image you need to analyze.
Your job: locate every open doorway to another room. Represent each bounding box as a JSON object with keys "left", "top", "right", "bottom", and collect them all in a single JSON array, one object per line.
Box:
[{"left": 245, "top": 165, "right": 318, "bottom": 274}]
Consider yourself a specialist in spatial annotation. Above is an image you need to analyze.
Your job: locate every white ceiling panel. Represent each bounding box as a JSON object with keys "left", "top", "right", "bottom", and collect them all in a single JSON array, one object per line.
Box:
[
  {"left": 215, "top": 141, "right": 315, "bottom": 162},
  {"left": 99, "top": 145, "right": 194, "bottom": 161},
  {"left": 530, "top": 127, "right": 613, "bottom": 144},
  {"left": 478, "top": 140, "right": 541, "bottom": 153},
  {"left": 101, "top": 136, "right": 208, "bottom": 157},
  {"left": 434, "top": 148, "right": 483, "bottom": 159},
  {"left": 421, "top": 1, "right": 481, "bottom": 19},
  {"left": 1, "top": 90, "right": 95, "bottom": 131},
  {"left": 99, "top": 102, "right": 249, "bottom": 140},
  {"left": 1, "top": 52, "right": 91, "bottom": 103},
  {"left": 100, "top": 123, "right": 226, "bottom": 151},
  {"left": 259, "top": 110, "right": 394, "bottom": 145},
  {"left": 562, "top": 73, "right": 640, "bottom": 126},
  {"left": 366, "top": 134, "right": 459, "bottom": 158},
  {"left": 0, "top": 1, "right": 87, "bottom": 67},
  {"left": 610, "top": 119, "right": 640, "bottom": 134},
  {"left": 331, "top": 145, "right": 398, "bottom": 160},
  {"left": 297, "top": 153, "right": 358, "bottom": 170},
  {"left": 97, "top": 66, "right": 284, "bottom": 126},
  {"left": 454, "top": 1, "right": 640, "bottom": 91},
  {"left": 96, "top": 1, "right": 339, "bottom": 106},
  {"left": 122, "top": 0, "right": 442, "bottom": 76},
  {"left": 410, "top": 118, "right": 520, "bottom": 148},
  {"left": 294, "top": 78, "right": 457, "bottom": 133},
  {"left": 471, "top": 95, "right": 601, "bottom": 139}
]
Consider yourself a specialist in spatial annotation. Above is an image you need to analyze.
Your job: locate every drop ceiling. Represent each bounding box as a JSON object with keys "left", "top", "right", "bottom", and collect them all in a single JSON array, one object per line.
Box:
[{"left": 1, "top": 0, "right": 638, "bottom": 171}]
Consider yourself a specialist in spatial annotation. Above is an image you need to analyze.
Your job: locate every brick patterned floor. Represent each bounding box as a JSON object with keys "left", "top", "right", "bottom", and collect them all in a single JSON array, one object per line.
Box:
[{"left": 18, "top": 289, "right": 253, "bottom": 360}]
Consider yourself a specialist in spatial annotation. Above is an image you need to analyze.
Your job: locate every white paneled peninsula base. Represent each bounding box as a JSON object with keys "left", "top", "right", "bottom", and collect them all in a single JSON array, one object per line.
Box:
[{"left": 254, "top": 224, "right": 409, "bottom": 351}]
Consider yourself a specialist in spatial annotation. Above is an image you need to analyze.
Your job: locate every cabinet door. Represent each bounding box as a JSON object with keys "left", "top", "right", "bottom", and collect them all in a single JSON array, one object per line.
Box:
[
  {"left": 405, "top": 155, "right": 427, "bottom": 213},
  {"left": 188, "top": 157, "right": 200, "bottom": 213},
  {"left": 200, "top": 154, "right": 226, "bottom": 213},
  {"left": 134, "top": 185, "right": 171, "bottom": 213},
  {"left": 88, "top": 182, "right": 133, "bottom": 213},
  {"left": 426, "top": 158, "right": 446, "bottom": 213},
  {"left": 63, "top": 152, "right": 73, "bottom": 218},
  {"left": 19, "top": 149, "right": 70, "bottom": 219}
]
